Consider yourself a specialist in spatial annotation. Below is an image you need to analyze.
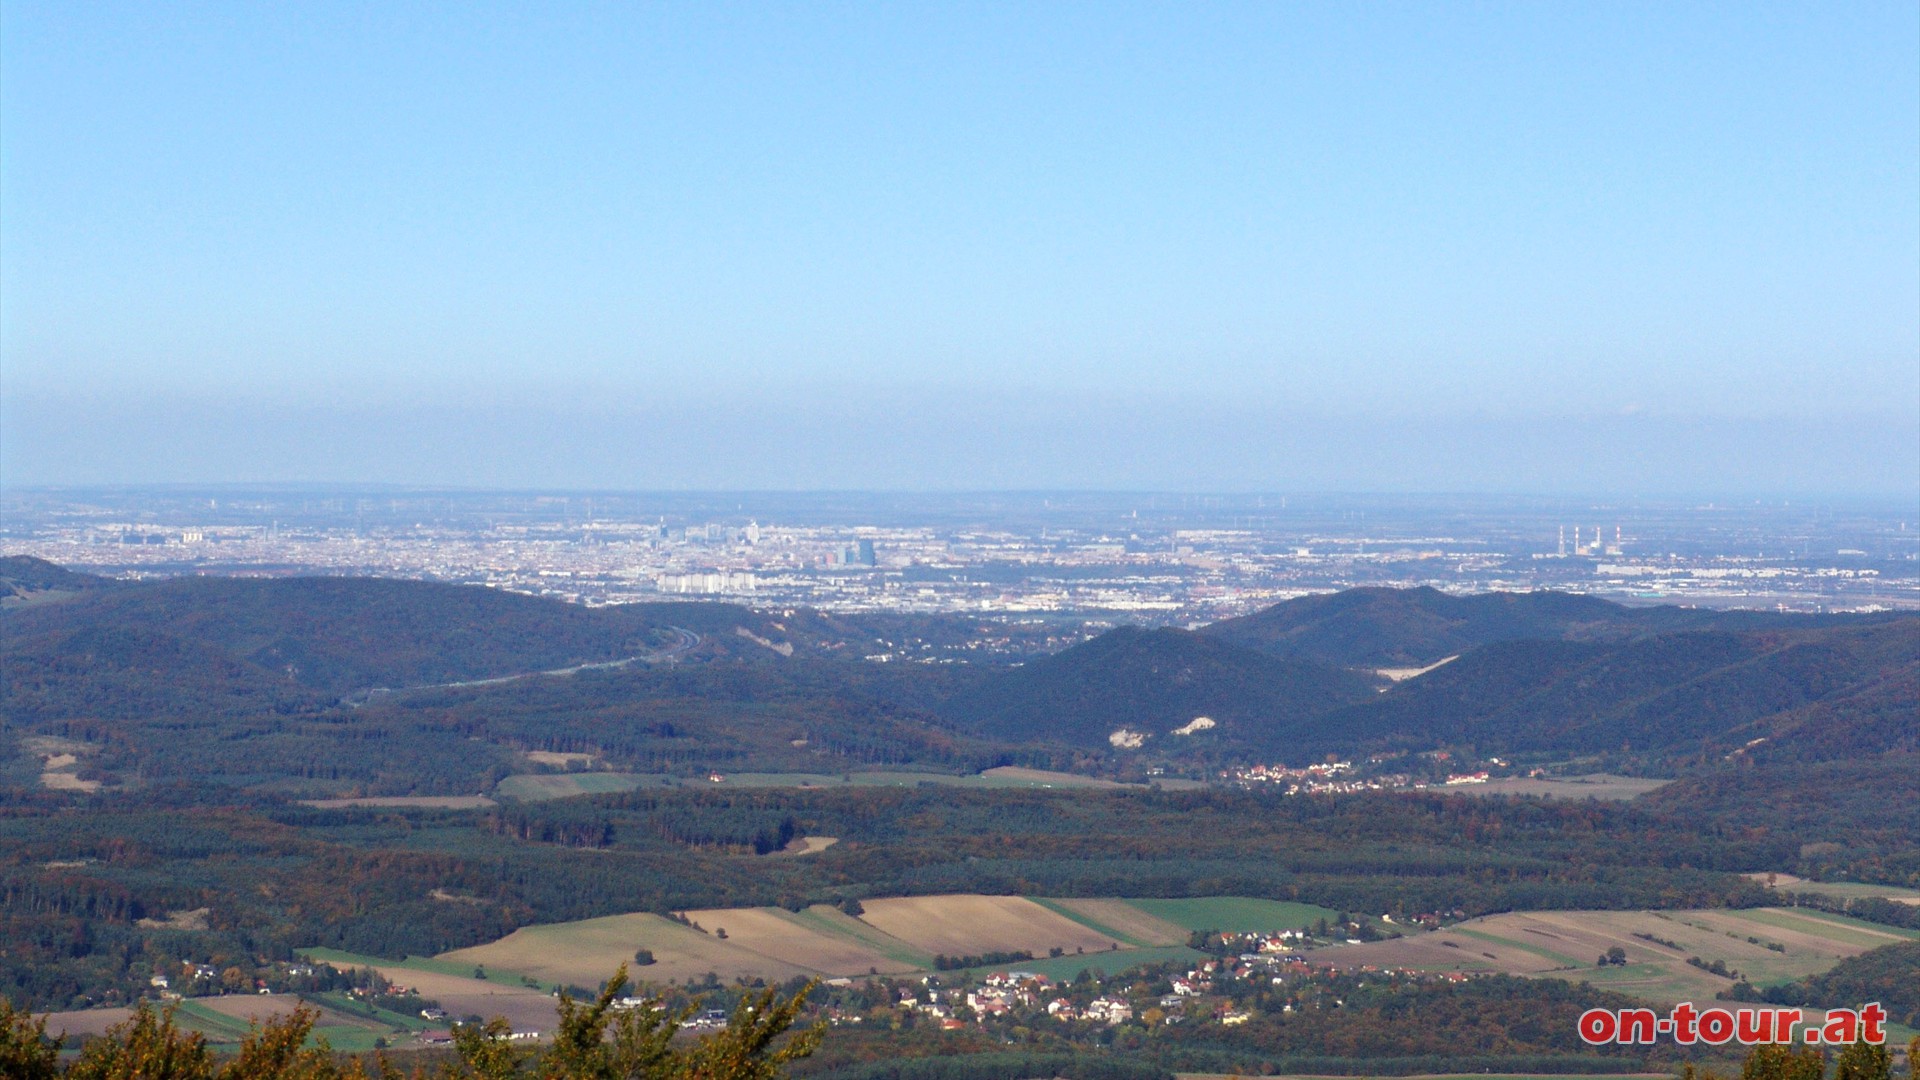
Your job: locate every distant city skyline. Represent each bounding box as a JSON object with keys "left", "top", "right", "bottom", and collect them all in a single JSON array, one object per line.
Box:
[
  {"left": 8, "top": 487, "right": 1913, "bottom": 619},
  {"left": 2, "top": 3, "right": 1915, "bottom": 494}
]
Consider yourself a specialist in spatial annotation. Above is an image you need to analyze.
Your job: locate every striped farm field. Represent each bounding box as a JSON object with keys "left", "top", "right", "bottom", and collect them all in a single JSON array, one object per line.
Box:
[
  {"left": 677, "top": 906, "right": 926, "bottom": 975},
  {"left": 854, "top": 895, "right": 1123, "bottom": 958},
  {"left": 1324, "top": 907, "right": 1917, "bottom": 1005},
  {"left": 428, "top": 894, "right": 1323, "bottom": 989},
  {"left": 1035, "top": 898, "right": 1190, "bottom": 946},
  {"left": 303, "top": 948, "right": 563, "bottom": 1034},
  {"left": 441, "top": 911, "right": 815, "bottom": 988}
]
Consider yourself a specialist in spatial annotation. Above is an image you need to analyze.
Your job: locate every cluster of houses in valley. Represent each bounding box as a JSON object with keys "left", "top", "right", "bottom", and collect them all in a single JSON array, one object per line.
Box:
[
  {"left": 145, "top": 959, "right": 334, "bottom": 1001},
  {"left": 1224, "top": 760, "right": 1417, "bottom": 795},
  {"left": 1224, "top": 755, "right": 1502, "bottom": 795},
  {"left": 884, "top": 970, "right": 1144, "bottom": 1029}
]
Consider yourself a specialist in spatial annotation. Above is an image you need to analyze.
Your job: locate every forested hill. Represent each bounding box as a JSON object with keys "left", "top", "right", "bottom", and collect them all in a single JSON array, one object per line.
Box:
[
  {"left": 0, "top": 573, "right": 813, "bottom": 696},
  {"left": 0, "top": 567, "right": 1017, "bottom": 794},
  {"left": 1199, "top": 584, "right": 1805, "bottom": 667},
  {"left": 1299, "top": 618, "right": 1920, "bottom": 762},
  {"left": 937, "top": 627, "right": 1378, "bottom": 753},
  {"left": 933, "top": 604, "right": 1918, "bottom": 765},
  {"left": 3, "top": 565, "right": 1913, "bottom": 785},
  {"left": 0, "top": 555, "right": 111, "bottom": 604}
]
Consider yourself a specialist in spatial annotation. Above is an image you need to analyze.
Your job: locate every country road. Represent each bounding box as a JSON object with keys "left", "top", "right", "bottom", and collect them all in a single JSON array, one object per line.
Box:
[{"left": 342, "top": 626, "right": 701, "bottom": 704}]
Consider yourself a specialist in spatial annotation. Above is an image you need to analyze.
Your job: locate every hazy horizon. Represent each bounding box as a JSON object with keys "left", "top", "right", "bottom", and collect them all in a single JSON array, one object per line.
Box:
[
  {"left": 3, "top": 392, "right": 1915, "bottom": 497},
  {"left": 3, "top": 3, "right": 1916, "bottom": 495}
]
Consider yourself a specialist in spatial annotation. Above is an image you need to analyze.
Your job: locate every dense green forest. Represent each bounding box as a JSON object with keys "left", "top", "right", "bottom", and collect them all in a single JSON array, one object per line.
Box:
[
  {"left": 1298, "top": 621, "right": 1919, "bottom": 762},
  {"left": 1197, "top": 584, "right": 1822, "bottom": 666},
  {"left": 1642, "top": 758, "right": 1920, "bottom": 886},
  {"left": 0, "top": 780, "right": 1838, "bottom": 1010},
  {"left": 1727, "top": 940, "right": 1920, "bottom": 1028},
  {"left": 6, "top": 562, "right": 1913, "bottom": 797},
  {"left": 939, "top": 625, "right": 1378, "bottom": 751}
]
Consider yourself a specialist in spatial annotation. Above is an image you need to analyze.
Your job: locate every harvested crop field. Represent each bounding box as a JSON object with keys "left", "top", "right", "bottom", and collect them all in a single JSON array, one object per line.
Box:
[
  {"left": 855, "top": 895, "right": 1122, "bottom": 958},
  {"left": 430, "top": 895, "right": 1364, "bottom": 990},
  {"left": 441, "top": 911, "right": 815, "bottom": 988},
  {"left": 192, "top": 994, "right": 312, "bottom": 1023},
  {"left": 39, "top": 1007, "right": 136, "bottom": 1039},
  {"left": 1324, "top": 907, "right": 1917, "bottom": 1004},
  {"left": 678, "top": 906, "right": 924, "bottom": 975},
  {"left": 298, "top": 796, "right": 496, "bottom": 809},
  {"left": 1037, "top": 898, "right": 1189, "bottom": 947}
]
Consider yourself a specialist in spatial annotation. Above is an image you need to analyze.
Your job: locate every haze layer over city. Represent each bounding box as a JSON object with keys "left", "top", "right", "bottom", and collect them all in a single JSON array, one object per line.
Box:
[{"left": 6, "top": 489, "right": 1913, "bottom": 628}]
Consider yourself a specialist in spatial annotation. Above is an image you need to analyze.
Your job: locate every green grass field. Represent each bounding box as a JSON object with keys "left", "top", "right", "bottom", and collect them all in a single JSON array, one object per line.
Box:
[
  {"left": 493, "top": 767, "right": 1185, "bottom": 801},
  {"left": 1749, "top": 875, "right": 1920, "bottom": 903},
  {"left": 1121, "top": 897, "right": 1344, "bottom": 934},
  {"left": 1726, "top": 907, "right": 1920, "bottom": 948},
  {"left": 493, "top": 772, "right": 656, "bottom": 800}
]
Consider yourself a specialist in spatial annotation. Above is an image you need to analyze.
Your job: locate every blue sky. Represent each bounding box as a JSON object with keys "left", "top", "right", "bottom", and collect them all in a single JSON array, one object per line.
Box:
[{"left": 3, "top": 2, "right": 1916, "bottom": 492}]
